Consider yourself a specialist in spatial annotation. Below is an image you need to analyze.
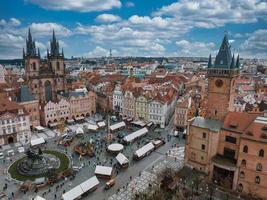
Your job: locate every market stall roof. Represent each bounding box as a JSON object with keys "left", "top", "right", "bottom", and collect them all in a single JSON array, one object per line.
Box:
[
  {"left": 97, "top": 121, "right": 106, "bottom": 128},
  {"left": 62, "top": 185, "right": 84, "bottom": 200},
  {"left": 131, "top": 120, "right": 146, "bottom": 127},
  {"left": 116, "top": 153, "right": 129, "bottom": 165},
  {"left": 135, "top": 142, "right": 154, "bottom": 158},
  {"left": 76, "top": 127, "right": 84, "bottom": 134},
  {"left": 35, "top": 126, "right": 45, "bottom": 131},
  {"left": 108, "top": 143, "right": 124, "bottom": 152},
  {"left": 123, "top": 127, "right": 148, "bottom": 143},
  {"left": 49, "top": 122, "right": 58, "bottom": 127},
  {"left": 95, "top": 165, "right": 113, "bottom": 176},
  {"left": 34, "top": 195, "right": 46, "bottom": 200},
  {"left": 67, "top": 119, "right": 75, "bottom": 123},
  {"left": 109, "top": 121, "right": 126, "bottom": 131},
  {"left": 87, "top": 124, "right": 98, "bottom": 131},
  {"left": 80, "top": 176, "right": 99, "bottom": 193},
  {"left": 30, "top": 137, "right": 45, "bottom": 146}
]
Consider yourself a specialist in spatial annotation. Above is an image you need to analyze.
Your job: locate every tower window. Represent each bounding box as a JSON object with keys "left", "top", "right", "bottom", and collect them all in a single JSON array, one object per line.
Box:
[
  {"left": 259, "top": 149, "right": 264, "bottom": 157},
  {"left": 57, "top": 62, "right": 60, "bottom": 70},
  {"left": 243, "top": 145, "right": 248, "bottom": 153},
  {"left": 255, "top": 176, "right": 260, "bottom": 184},
  {"left": 32, "top": 62, "right": 36, "bottom": 70}
]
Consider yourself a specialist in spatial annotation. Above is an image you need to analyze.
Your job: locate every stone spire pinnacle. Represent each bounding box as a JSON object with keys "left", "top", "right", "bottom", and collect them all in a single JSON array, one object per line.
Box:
[
  {"left": 208, "top": 54, "right": 212, "bottom": 68},
  {"left": 50, "top": 30, "right": 61, "bottom": 57},
  {"left": 236, "top": 54, "right": 240, "bottom": 68},
  {"left": 25, "top": 27, "right": 37, "bottom": 57},
  {"left": 230, "top": 54, "right": 235, "bottom": 69}
]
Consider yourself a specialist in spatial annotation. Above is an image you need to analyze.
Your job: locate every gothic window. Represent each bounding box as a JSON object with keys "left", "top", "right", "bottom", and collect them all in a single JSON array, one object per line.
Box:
[
  {"left": 256, "top": 163, "right": 262, "bottom": 172},
  {"left": 243, "top": 145, "right": 248, "bottom": 153},
  {"left": 44, "top": 80, "right": 53, "bottom": 102},
  {"left": 241, "top": 159, "right": 246, "bottom": 167},
  {"left": 57, "top": 62, "right": 60, "bottom": 70},
  {"left": 237, "top": 184, "right": 243, "bottom": 192},
  {"left": 240, "top": 171, "right": 245, "bottom": 179},
  {"left": 259, "top": 149, "right": 264, "bottom": 157},
  {"left": 32, "top": 62, "right": 36, "bottom": 70},
  {"left": 255, "top": 176, "right": 260, "bottom": 184}
]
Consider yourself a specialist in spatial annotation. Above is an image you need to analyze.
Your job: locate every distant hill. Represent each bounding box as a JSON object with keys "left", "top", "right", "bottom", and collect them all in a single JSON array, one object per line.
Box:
[{"left": 0, "top": 59, "right": 23, "bottom": 65}]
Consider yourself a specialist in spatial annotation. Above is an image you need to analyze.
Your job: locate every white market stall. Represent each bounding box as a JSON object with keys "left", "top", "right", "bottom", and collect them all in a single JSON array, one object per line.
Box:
[
  {"left": 95, "top": 165, "right": 113, "bottom": 179},
  {"left": 97, "top": 121, "right": 106, "bottom": 128},
  {"left": 134, "top": 142, "right": 155, "bottom": 160},
  {"left": 62, "top": 176, "right": 99, "bottom": 200},
  {"left": 35, "top": 126, "right": 45, "bottom": 132},
  {"left": 123, "top": 127, "right": 148, "bottom": 143},
  {"left": 109, "top": 121, "right": 126, "bottom": 132},
  {"left": 87, "top": 124, "right": 98, "bottom": 131},
  {"left": 131, "top": 120, "right": 146, "bottom": 127},
  {"left": 107, "top": 143, "right": 124, "bottom": 153},
  {"left": 30, "top": 137, "right": 45, "bottom": 147},
  {"left": 116, "top": 153, "right": 129, "bottom": 168},
  {"left": 75, "top": 127, "right": 84, "bottom": 135}
]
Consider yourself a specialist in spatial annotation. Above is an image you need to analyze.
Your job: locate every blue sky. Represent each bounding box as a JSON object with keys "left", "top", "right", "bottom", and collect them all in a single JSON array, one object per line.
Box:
[{"left": 0, "top": 0, "right": 266, "bottom": 59}]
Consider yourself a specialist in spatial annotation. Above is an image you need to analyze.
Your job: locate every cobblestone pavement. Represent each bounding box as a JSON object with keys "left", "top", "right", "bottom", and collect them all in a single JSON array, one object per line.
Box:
[{"left": 108, "top": 147, "right": 185, "bottom": 200}]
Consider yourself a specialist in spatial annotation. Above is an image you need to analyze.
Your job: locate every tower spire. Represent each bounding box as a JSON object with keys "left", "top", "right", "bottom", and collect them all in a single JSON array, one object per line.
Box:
[
  {"left": 230, "top": 54, "right": 235, "bottom": 69},
  {"left": 236, "top": 54, "right": 240, "bottom": 68},
  {"left": 23, "top": 48, "right": 25, "bottom": 59},
  {"left": 208, "top": 54, "right": 212, "bottom": 68},
  {"left": 38, "top": 48, "right": 40, "bottom": 58}
]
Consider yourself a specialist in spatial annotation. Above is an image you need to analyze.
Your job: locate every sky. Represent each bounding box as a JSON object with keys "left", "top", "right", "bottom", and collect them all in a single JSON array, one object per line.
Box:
[{"left": 0, "top": 0, "right": 266, "bottom": 59}]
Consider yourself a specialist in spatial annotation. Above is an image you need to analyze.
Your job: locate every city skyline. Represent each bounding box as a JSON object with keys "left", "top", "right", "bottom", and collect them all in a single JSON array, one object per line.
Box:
[{"left": 0, "top": 0, "right": 267, "bottom": 59}]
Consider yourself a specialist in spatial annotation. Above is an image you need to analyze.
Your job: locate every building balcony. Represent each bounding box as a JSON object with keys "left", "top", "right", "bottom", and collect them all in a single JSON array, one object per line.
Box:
[{"left": 212, "top": 154, "right": 237, "bottom": 171}]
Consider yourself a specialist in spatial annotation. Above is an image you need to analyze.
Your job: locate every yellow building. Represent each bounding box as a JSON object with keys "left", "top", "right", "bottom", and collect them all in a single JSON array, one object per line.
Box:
[{"left": 135, "top": 94, "right": 148, "bottom": 121}]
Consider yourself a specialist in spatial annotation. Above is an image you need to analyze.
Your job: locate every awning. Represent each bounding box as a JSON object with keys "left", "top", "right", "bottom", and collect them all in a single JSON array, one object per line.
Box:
[
  {"left": 123, "top": 127, "right": 148, "bottom": 143},
  {"left": 80, "top": 176, "right": 99, "bottom": 193},
  {"left": 87, "top": 124, "right": 98, "bottom": 131},
  {"left": 35, "top": 126, "right": 45, "bottom": 131},
  {"left": 95, "top": 165, "right": 113, "bottom": 176},
  {"left": 131, "top": 120, "right": 146, "bottom": 127},
  {"left": 67, "top": 119, "right": 75, "bottom": 123},
  {"left": 126, "top": 118, "right": 133, "bottom": 122},
  {"left": 146, "top": 122, "right": 153, "bottom": 127},
  {"left": 135, "top": 142, "right": 154, "bottom": 158},
  {"left": 116, "top": 153, "right": 129, "bottom": 166},
  {"left": 31, "top": 137, "right": 45, "bottom": 146},
  {"left": 109, "top": 121, "right": 126, "bottom": 131},
  {"left": 75, "top": 116, "right": 85, "bottom": 121},
  {"left": 97, "top": 121, "right": 106, "bottom": 128},
  {"left": 49, "top": 122, "right": 58, "bottom": 127},
  {"left": 62, "top": 185, "right": 84, "bottom": 200}
]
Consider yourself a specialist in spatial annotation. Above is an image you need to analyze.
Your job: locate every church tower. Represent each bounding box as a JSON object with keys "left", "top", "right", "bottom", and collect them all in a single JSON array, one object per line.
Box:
[
  {"left": 206, "top": 33, "right": 240, "bottom": 120},
  {"left": 47, "top": 30, "right": 65, "bottom": 93}
]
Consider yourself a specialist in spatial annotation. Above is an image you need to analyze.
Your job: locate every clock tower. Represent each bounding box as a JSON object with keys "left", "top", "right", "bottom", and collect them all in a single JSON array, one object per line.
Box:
[{"left": 206, "top": 33, "right": 240, "bottom": 120}]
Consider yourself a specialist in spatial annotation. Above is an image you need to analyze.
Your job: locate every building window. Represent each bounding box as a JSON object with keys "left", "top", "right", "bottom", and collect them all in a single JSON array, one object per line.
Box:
[
  {"left": 255, "top": 176, "right": 260, "bottom": 184},
  {"left": 240, "top": 171, "right": 245, "bottom": 179},
  {"left": 201, "top": 144, "right": 205, "bottom": 150},
  {"left": 256, "top": 163, "right": 262, "bottom": 172},
  {"left": 241, "top": 159, "right": 246, "bottom": 167},
  {"left": 259, "top": 149, "right": 264, "bottom": 157},
  {"left": 225, "top": 136, "right": 237, "bottom": 144},
  {"left": 223, "top": 148, "right": 235, "bottom": 160},
  {"left": 237, "top": 184, "right": 243, "bottom": 192},
  {"left": 243, "top": 145, "right": 248, "bottom": 153},
  {"left": 202, "top": 132, "right": 206, "bottom": 139},
  {"left": 57, "top": 62, "right": 60, "bottom": 70}
]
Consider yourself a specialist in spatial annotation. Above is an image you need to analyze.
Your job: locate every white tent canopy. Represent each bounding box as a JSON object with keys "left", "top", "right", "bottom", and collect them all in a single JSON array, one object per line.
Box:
[
  {"left": 116, "top": 153, "right": 129, "bottom": 166},
  {"left": 97, "top": 121, "right": 106, "bottom": 128},
  {"left": 76, "top": 127, "right": 84, "bottom": 134},
  {"left": 131, "top": 120, "right": 146, "bottom": 127},
  {"left": 35, "top": 126, "right": 45, "bottom": 131},
  {"left": 34, "top": 195, "right": 46, "bottom": 200},
  {"left": 30, "top": 137, "right": 45, "bottom": 146},
  {"left": 109, "top": 121, "right": 126, "bottom": 131},
  {"left": 123, "top": 127, "right": 148, "bottom": 143},
  {"left": 135, "top": 142, "right": 154, "bottom": 158},
  {"left": 62, "top": 176, "right": 99, "bottom": 200},
  {"left": 95, "top": 165, "right": 113, "bottom": 176},
  {"left": 87, "top": 124, "right": 98, "bottom": 131}
]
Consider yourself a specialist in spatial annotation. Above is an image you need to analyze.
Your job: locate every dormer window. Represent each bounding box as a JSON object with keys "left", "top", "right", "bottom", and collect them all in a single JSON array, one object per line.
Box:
[{"left": 18, "top": 109, "right": 24, "bottom": 115}]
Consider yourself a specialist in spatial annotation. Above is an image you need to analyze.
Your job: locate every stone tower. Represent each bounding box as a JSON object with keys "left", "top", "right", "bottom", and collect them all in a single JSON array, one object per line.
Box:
[
  {"left": 24, "top": 29, "right": 66, "bottom": 103},
  {"left": 206, "top": 33, "right": 240, "bottom": 120}
]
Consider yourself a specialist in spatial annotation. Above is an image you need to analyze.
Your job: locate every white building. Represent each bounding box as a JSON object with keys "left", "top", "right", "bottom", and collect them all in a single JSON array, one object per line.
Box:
[
  {"left": 113, "top": 84, "right": 123, "bottom": 113},
  {"left": 0, "top": 99, "right": 31, "bottom": 145}
]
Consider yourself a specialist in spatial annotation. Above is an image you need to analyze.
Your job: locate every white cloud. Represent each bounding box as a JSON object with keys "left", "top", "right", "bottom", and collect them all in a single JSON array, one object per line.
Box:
[
  {"left": 176, "top": 40, "right": 215, "bottom": 57},
  {"left": 85, "top": 46, "right": 110, "bottom": 57},
  {"left": 30, "top": 22, "right": 72, "bottom": 37},
  {"left": 96, "top": 14, "right": 121, "bottom": 23},
  {"left": 240, "top": 29, "right": 267, "bottom": 58},
  {"left": 154, "top": 0, "right": 267, "bottom": 28},
  {"left": 0, "top": 33, "right": 24, "bottom": 59},
  {"left": 10, "top": 18, "right": 21, "bottom": 26},
  {"left": 26, "top": 0, "right": 122, "bottom": 12},
  {"left": 125, "top": 1, "right": 135, "bottom": 8}
]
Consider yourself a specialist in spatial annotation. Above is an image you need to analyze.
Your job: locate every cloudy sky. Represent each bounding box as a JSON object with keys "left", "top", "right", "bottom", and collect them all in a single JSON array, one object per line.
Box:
[{"left": 0, "top": 0, "right": 266, "bottom": 59}]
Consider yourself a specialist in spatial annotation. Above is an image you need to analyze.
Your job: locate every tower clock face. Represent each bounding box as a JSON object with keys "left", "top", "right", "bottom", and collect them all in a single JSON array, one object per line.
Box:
[{"left": 215, "top": 79, "right": 223, "bottom": 87}]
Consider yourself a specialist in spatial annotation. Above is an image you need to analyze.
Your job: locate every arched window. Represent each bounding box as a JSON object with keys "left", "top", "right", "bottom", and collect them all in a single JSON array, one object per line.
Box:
[
  {"left": 255, "top": 176, "right": 260, "bottom": 184},
  {"left": 57, "top": 61, "right": 60, "bottom": 70},
  {"left": 32, "top": 62, "right": 36, "bottom": 70},
  {"left": 256, "top": 163, "right": 262, "bottom": 172},
  {"left": 259, "top": 149, "right": 264, "bottom": 157},
  {"left": 237, "top": 184, "right": 243, "bottom": 192},
  {"left": 243, "top": 145, "right": 248, "bottom": 153},
  {"left": 241, "top": 159, "right": 246, "bottom": 167},
  {"left": 240, "top": 171, "right": 245, "bottom": 179}
]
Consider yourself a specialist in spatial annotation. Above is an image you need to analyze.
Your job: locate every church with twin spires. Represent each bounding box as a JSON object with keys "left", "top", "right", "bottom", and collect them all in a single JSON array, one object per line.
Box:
[{"left": 24, "top": 29, "right": 66, "bottom": 103}]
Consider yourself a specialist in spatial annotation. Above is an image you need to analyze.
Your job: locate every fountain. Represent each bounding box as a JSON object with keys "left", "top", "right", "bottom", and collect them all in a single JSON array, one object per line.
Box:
[{"left": 17, "top": 148, "right": 60, "bottom": 176}]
